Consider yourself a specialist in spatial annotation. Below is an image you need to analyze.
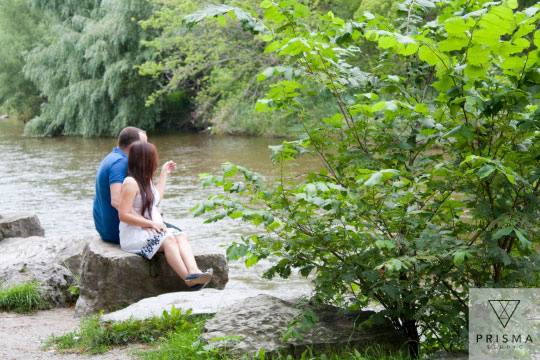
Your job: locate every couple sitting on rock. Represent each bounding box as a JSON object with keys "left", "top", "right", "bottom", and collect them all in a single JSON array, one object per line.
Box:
[{"left": 92, "top": 127, "right": 212, "bottom": 290}]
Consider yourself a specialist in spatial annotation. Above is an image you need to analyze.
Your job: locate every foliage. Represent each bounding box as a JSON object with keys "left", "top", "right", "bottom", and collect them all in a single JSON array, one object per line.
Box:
[
  {"left": 23, "top": 0, "right": 162, "bottom": 136},
  {"left": 136, "top": 317, "right": 221, "bottom": 360},
  {"left": 0, "top": 0, "right": 401, "bottom": 136},
  {"left": 0, "top": 0, "right": 49, "bottom": 121},
  {"left": 139, "top": 0, "right": 370, "bottom": 136},
  {"left": 47, "top": 307, "right": 200, "bottom": 354},
  {"left": 138, "top": 0, "right": 272, "bottom": 134},
  {"left": 0, "top": 281, "right": 48, "bottom": 313},
  {"left": 192, "top": 0, "right": 540, "bottom": 357}
]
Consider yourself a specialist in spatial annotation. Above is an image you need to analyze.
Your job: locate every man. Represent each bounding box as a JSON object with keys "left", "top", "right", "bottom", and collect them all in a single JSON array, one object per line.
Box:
[{"left": 93, "top": 127, "right": 147, "bottom": 243}]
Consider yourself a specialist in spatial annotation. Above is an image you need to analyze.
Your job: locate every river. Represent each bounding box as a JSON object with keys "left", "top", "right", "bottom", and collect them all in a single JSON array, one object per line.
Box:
[{"left": 0, "top": 118, "right": 312, "bottom": 296}]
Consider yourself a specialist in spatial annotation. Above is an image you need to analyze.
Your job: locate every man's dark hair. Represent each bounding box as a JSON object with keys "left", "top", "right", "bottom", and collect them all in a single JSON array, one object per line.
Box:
[{"left": 118, "top": 127, "right": 144, "bottom": 149}]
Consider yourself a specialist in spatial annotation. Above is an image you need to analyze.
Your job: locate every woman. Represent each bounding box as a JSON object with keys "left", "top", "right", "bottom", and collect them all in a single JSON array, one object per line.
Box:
[{"left": 118, "top": 142, "right": 212, "bottom": 289}]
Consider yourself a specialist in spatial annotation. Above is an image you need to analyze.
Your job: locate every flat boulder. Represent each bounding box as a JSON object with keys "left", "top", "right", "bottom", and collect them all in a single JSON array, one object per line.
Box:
[
  {"left": 0, "top": 214, "right": 44, "bottom": 240},
  {"left": 202, "top": 294, "right": 406, "bottom": 356},
  {"left": 0, "top": 235, "right": 88, "bottom": 306},
  {"left": 101, "top": 288, "right": 309, "bottom": 322},
  {"left": 75, "top": 237, "right": 228, "bottom": 316}
]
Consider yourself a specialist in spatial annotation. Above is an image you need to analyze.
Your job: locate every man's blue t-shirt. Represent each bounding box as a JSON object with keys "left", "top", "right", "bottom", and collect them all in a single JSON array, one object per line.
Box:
[{"left": 93, "top": 147, "right": 128, "bottom": 244}]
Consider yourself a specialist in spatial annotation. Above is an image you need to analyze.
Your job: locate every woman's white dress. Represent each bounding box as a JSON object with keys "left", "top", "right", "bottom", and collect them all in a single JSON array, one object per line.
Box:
[{"left": 119, "top": 177, "right": 179, "bottom": 260}]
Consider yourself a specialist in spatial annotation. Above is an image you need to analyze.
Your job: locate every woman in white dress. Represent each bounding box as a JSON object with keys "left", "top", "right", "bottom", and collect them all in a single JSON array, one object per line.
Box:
[{"left": 118, "top": 142, "right": 212, "bottom": 289}]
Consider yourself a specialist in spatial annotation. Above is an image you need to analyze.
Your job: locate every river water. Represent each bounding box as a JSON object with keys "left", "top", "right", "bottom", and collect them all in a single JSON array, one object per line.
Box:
[{"left": 0, "top": 119, "right": 312, "bottom": 296}]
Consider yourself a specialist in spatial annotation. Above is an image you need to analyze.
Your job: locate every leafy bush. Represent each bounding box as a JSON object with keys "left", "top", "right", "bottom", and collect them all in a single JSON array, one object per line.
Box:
[
  {"left": 192, "top": 0, "right": 540, "bottom": 357},
  {"left": 0, "top": 281, "right": 48, "bottom": 313}
]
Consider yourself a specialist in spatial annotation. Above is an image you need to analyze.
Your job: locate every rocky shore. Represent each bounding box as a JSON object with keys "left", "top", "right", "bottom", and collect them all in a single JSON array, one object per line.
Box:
[{"left": 0, "top": 212, "right": 416, "bottom": 358}]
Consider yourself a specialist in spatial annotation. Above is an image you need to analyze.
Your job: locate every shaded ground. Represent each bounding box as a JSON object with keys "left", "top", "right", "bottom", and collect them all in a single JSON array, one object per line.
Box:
[{"left": 0, "top": 308, "right": 147, "bottom": 360}]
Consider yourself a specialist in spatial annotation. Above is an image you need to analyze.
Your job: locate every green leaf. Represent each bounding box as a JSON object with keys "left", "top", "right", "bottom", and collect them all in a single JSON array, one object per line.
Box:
[
  {"left": 444, "top": 17, "right": 468, "bottom": 36},
  {"left": 501, "top": 56, "right": 526, "bottom": 72},
  {"left": 364, "top": 169, "right": 400, "bottom": 186},
  {"left": 514, "top": 229, "right": 532, "bottom": 250},
  {"left": 226, "top": 243, "right": 248, "bottom": 261},
  {"left": 467, "top": 46, "right": 490, "bottom": 66},
  {"left": 377, "top": 36, "right": 397, "bottom": 49},
  {"left": 477, "top": 164, "right": 495, "bottom": 179},
  {"left": 439, "top": 37, "right": 468, "bottom": 52},
  {"left": 505, "top": 0, "right": 518, "bottom": 9},
  {"left": 322, "top": 113, "right": 344, "bottom": 128},
  {"left": 375, "top": 239, "right": 396, "bottom": 250},
  {"left": 492, "top": 227, "right": 513, "bottom": 240},
  {"left": 255, "top": 99, "right": 272, "bottom": 112},
  {"left": 453, "top": 250, "right": 471, "bottom": 266},
  {"left": 260, "top": 0, "right": 273, "bottom": 9},
  {"left": 245, "top": 254, "right": 259, "bottom": 268},
  {"left": 418, "top": 45, "right": 442, "bottom": 67}
]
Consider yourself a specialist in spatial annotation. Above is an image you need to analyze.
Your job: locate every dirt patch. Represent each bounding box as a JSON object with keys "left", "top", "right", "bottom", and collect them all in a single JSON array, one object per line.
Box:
[{"left": 0, "top": 307, "right": 147, "bottom": 359}]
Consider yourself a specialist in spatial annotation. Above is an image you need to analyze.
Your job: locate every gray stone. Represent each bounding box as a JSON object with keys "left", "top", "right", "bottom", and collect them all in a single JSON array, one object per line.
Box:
[
  {"left": 101, "top": 288, "right": 309, "bottom": 322},
  {"left": 0, "top": 214, "right": 44, "bottom": 240},
  {"left": 0, "top": 236, "right": 89, "bottom": 306},
  {"left": 202, "top": 295, "right": 406, "bottom": 356},
  {"left": 75, "top": 237, "right": 229, "bottom": 316}
]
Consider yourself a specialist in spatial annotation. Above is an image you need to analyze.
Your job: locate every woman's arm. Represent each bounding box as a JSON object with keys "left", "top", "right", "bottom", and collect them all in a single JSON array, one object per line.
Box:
[
  {"left": 118, "top": 177, "right": 164, "bottom": 231},
  {"left": 156, "top": 160, "right": 176, "bottom": 200}
]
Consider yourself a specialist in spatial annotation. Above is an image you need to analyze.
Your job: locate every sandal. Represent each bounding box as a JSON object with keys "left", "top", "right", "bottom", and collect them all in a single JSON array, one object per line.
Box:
[{"left": 185, "top": 271, "right": 212, "bottom": 288}]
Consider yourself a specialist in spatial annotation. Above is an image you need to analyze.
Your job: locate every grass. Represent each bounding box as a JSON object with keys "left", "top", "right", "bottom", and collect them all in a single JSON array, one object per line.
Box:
[
  {"left": 135, "top": 320, "right": 223, "bottom": 360},
  {"left": 0, "top": 281, "right": 48, "bottom": 313},
  {"left": 47, "top": 306, "right": 410, "bottom": 360},
  {"left": 46, "top": 307, "right": 207, "bottom": 355},
  {"left": 267, "top": 347, "right": 410, "bottom": 360}
]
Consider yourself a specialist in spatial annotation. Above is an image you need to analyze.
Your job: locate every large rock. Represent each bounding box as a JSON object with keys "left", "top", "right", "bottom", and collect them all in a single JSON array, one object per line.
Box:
[
  {"left": 0, "top": 235, "right": 88, "bottom": 306},
  {"left": 101, "top": 288, "right": 310, "bottom": 322},
  {"left": 0, "top": 214, "right": 44, "bottom": 240},
  {"left": 75, "top": 237, "right": 229, "bottom": 316},
  {"left": 202, "top": 295, "right": 406, "bottom": 356}
]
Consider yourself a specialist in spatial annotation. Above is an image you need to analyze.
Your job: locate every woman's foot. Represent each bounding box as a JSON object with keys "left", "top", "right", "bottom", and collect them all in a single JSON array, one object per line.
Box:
[{"left": 184, "top": 270, "right": 212, "bottom": 288}]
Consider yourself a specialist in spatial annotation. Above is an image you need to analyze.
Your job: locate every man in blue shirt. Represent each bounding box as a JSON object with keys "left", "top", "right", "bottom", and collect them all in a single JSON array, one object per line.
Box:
[{"left": 93, "top": 127, "right": 147, "bottom": 243}]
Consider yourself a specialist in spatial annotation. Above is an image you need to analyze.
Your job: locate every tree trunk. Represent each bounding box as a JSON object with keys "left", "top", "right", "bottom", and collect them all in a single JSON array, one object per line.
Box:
[{"left": 403, "top": 319, "right": 420, "bottom": 359}]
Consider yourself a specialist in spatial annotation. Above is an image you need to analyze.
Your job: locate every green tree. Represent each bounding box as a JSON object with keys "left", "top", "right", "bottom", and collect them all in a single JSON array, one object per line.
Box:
[
  {"left": 139, "top": 0, "right": 287, "bottom": 135},
  {"left": 140, "top": 0, "right": 373, "bottom": 136},
  {"left": 0, "top": 0, "right": 49, "bottom": 120},
  {"left": 23, "top": 0, "right": 160, "bottom": 136},
  {"left": 193, "top": 0, "right": 540, "bottom": 357}
]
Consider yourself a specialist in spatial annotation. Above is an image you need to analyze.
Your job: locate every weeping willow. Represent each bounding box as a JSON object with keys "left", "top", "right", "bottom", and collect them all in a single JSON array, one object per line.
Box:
[{"left": 24, "top": 0, "right": 160, "bottom": 136}]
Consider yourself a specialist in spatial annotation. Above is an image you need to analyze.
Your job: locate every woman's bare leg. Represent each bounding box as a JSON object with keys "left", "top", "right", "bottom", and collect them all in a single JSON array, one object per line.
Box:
[
  {"left": 160, "top": 236, "right": 188, "bottom": 279},
  {"left": 175, "top": 233, "right": 200, "bottom": 274}
]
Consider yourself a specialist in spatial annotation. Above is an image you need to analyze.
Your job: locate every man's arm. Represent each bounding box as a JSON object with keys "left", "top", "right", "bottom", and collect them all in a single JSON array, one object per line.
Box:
[
  {"left": 109, "top": 158, "right": 128, "bottom": 210},
  {"left": 110, "top": 183, "right": 122, "bottom": 210}
]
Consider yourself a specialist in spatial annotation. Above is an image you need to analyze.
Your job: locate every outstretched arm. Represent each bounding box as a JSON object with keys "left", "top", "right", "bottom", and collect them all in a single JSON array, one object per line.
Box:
[
  {"left": 118, "top": 178, "right": 165, "bottom": 232},
  {"left": 156, "top": 160, "right": 176, "bottom": 201}
]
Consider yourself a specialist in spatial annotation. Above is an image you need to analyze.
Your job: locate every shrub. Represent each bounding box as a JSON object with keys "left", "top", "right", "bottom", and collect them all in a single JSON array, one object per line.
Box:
[{"left": 191, "top": 0, "right": 540, "bottom": 357}]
